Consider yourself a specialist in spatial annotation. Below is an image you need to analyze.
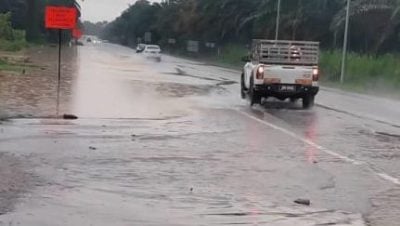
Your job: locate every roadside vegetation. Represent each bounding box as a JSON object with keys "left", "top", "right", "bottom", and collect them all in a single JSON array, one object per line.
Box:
[
  {"left": 0, "top": 13, "right": 27, "bottom": 52},
  {"left": 0, "top": 0, "right": 81, "bottom": 45},
  {"left": 0, "top": 0, "right": 81, "bottom": 75},
  {"left": 320, "top": 51, "right": 400, "bottom": 95},
  {"left": 100, "top": 0, "right": 400, "bottom": 96}
]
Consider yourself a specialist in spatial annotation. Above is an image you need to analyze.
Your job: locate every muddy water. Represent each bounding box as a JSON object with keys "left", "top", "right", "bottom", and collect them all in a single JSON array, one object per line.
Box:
[{"left": 0, "top": 44, "right": 209, "bottom": 119}]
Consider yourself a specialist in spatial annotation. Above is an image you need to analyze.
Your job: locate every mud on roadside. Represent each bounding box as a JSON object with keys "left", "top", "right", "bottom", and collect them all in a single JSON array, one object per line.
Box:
[{"left": 0, "top": 46, "right": 78, "bottom": 118}]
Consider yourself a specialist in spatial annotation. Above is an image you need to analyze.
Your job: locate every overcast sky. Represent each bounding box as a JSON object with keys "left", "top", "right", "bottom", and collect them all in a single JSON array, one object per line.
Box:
[{"left": 80, "top": 0, "right": 160, "bottom": 23}]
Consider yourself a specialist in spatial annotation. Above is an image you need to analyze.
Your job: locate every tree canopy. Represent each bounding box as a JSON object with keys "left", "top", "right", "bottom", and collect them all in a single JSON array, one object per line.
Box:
[{"left": 102, "top": 0, "right": 400, "bottom": 54}]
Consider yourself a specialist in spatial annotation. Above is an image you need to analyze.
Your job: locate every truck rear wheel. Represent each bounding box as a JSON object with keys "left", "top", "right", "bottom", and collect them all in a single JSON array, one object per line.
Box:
[
  {"left": 249, "top": 78, "right": 261, "bottom": 106},
  {"left": 302, "top": 95, "right": 315, "bottom": 109}
]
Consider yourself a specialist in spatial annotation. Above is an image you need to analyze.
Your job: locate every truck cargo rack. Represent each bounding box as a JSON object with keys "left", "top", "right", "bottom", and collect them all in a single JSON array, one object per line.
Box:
[{"left": 252, "top": 40, "right": 319, "bottom": 66}]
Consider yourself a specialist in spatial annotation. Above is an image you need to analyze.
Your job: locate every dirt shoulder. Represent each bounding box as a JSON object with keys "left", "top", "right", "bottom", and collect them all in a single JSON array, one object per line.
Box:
[{"left": 0, "top": 46, "right": 78, "bottom": 118}]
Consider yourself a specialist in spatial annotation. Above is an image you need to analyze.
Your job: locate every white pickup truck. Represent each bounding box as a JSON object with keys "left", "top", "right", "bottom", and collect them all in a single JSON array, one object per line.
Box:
[{"left": 241, "top": 40, "right": 320, "bottom": 108}]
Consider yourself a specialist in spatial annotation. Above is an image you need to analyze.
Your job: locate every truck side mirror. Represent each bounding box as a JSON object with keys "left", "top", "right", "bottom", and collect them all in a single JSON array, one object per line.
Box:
[{"left": 241, "top": 55, "right": 251, "bottom": 62}]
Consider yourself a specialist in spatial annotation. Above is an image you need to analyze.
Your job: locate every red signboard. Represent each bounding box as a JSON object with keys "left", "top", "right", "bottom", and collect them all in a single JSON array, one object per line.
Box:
[
  {"left": 72, "top": 27, "right": 82, "bottom": 39},
  {"left": 45, "top": 6, "right": 77, "bottom": 29}
]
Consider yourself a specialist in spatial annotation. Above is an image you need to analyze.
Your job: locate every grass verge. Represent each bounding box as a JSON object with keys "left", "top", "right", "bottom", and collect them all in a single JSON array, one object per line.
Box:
[
  {"left": 0, "top": 56, "right": 39, "bottom": 75},
  {"left": 320, "top": 51, "right": 400, "bottom": 92},
  {"left": 0, "top": 39, "right": 28, "bottom": 52},
  {"left": 0, "top": 29, "right": 28, "bottom": 52}
]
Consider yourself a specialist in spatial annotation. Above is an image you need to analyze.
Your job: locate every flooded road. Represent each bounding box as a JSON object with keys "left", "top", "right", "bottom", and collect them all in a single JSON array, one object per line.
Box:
[{"left": 1, "top": 43, "right": 400, "bottom": 225}]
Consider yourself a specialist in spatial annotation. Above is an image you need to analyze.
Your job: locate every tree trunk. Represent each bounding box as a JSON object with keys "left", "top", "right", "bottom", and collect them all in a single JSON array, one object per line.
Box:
[
  {"left": 25, "top": 0, "right": 40, "bottom": 42},
  {"left": 333, "top": 31, "right": 337, "bottom": 48}
]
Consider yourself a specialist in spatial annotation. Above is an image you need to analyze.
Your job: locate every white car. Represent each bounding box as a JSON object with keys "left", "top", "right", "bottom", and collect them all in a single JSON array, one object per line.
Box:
[{"left": 143, "top": 45, "right": 162, "bottom": 62}]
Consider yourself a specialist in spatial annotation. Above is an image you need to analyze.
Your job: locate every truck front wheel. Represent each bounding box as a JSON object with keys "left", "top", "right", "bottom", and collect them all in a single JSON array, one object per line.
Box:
[{"left": 302, "top": 95, "right": 315, "bottom": 109}]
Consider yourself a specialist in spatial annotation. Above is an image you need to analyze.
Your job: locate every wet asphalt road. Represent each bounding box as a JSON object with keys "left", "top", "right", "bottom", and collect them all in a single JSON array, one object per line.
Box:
[{"left": 1, "top": 43, "right": 400, "bottom": 225}]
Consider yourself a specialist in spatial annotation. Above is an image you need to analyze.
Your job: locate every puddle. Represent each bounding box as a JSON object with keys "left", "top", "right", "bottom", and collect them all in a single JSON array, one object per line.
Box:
[{"left": 155, "top": 82, "right": 216, "bottom": 98}]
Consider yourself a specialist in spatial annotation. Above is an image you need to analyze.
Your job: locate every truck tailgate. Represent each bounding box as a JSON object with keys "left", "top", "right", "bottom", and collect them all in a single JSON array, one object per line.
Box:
[{"left": 264, "top": 65, "right": 313, "bottom": 84}]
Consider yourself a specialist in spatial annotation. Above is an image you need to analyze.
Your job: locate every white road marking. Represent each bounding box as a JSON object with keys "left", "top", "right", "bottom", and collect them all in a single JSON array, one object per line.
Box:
[
  {"left": 237, "top": 110, "right": 400, "bottom": 186},
  {"left": 376, "top": 173, "right": 400, "bottom": 185}
]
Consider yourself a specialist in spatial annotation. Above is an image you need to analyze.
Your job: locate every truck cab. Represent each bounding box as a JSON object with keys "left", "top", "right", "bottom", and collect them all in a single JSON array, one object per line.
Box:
[{"left": 241, "top": 40, "right": 320, "bottom": 108}]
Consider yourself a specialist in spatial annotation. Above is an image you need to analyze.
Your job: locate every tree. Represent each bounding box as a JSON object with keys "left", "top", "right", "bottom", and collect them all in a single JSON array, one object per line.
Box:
[
  {"left": 83, "top": 21, "right": 108, "bottom": 36},
  {"left": 102, "top": 0, "right": 400, "bottom": 54},
  {"left": 25, "top": 0, "right": 42, "bottom": 41},
  {"left": 331, "top": 0, "right": 400, "bottom": 53}
]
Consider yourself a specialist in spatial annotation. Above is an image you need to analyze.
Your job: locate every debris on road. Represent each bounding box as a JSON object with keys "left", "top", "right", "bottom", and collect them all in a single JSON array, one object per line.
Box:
[
  {"left": 63, "top": 114, "right": 78, "bottom": 120},
  {"left": 294, "top": 199, "right": 311, "bottom": 206},
  {"left": 89, "top": 146, "right": 97, "bottom": 150}
]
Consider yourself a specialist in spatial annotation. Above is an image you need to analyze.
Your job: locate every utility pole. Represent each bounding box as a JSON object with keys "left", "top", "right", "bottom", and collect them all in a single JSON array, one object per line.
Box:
[
  {"left": 340, "top": 0, "right": 351, "bottom": 83},
  {"left": 275, "top": 0, "right": 282, "bottom": 41}
]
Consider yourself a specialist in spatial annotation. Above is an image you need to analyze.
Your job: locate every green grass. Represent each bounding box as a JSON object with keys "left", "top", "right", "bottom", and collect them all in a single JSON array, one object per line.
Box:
[
  {"left": 0, "top": 30, "right": 28, "bottom": 52},
  {"left": 213, "top": 44, "right": 247, "bottom": 68},
  {"left": 0, "top": 61, "right": 19, "bottom": 72},
  {"left": 0, "top": 57, "right": 29, "bottom": 73},
  {"left": 0, "top": 63, "right": 25, "bottom": 72},
  {"left": 0, "top": 39, "right": 28, "bottom": 52},
  {"left": 320, "top": 51, "right": 400, "bottom": 95}
]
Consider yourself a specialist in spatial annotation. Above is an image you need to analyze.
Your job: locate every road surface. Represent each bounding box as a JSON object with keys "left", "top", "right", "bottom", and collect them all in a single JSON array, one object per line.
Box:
[{"left": 1, "top": 43, "right": 400, "bottom": 225}]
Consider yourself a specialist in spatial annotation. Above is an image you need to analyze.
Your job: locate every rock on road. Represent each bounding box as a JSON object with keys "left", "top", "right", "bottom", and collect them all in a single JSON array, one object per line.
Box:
[{"left": 0, "top": 43, "right": 400, "bottom": 225}]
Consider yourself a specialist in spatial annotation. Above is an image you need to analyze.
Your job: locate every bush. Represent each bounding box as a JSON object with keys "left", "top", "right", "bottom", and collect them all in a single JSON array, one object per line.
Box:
[
  {"left": 320, "top": 51, "right": 400, "bottom": 88},
  {"left": 319, "top": 51, "right": 400, "bottom": 94},
  {"left": 0, "top": 39, "right": 27, "bottom": 51},
  {"left": 216, "top": 44, "right": 248, "bottom": 66},
  {"left": 0, "top": 13, "right": 27, "bottom": 51},
  {"left": 0, "top": 13, "right": 14, "bottom": 41}
]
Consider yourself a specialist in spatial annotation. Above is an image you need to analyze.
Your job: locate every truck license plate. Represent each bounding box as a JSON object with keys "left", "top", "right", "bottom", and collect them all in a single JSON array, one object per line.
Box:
[{"left": 280, "top": 85, "right": 295, "bottom": 91}]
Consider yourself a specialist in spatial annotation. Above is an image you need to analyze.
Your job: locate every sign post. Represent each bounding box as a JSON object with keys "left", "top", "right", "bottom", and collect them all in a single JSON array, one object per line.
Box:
[
  {"left": 57, "top": 29, "right": 62, "bottom": 115},
  {"left": 45, "top": 6, "right": 77, "bottom": 116},
  {"left": 144, "top": 32, "right": 152, "bottom": 44}
]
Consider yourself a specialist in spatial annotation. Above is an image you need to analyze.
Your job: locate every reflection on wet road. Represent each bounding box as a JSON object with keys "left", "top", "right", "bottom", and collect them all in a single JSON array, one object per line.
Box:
[{"left": 1, "top": 43, "right": 400, "bottom": 225}]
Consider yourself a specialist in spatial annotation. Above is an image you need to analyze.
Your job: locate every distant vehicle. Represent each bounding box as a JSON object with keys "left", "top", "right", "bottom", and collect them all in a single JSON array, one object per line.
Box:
[
  {"left": 86, "top": 37, "right": 92, "bottom": 42},
  {"left": 92, "top": 39, "right": 102, "bottom": 44},
  {"left": 136, "top": 44, "right": 146, "bottom": 53},
  {"left": 241, "top": 39, "right": 320, "bottom": 108},
  {"left": 143, "top": 45, "right": 162, "bottom": 62}
]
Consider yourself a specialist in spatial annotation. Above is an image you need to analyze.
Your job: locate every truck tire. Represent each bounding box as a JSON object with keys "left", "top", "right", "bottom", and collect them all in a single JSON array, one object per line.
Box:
[
  {"left": 249, "top": 77, "right": 261, "bottom": 106},
  {"left": 302, "top": 95, "right": 315, "bottom": 109},
  {"left": 241, "top": 73, "right": 246, "bottom": 99}
]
